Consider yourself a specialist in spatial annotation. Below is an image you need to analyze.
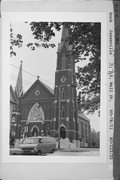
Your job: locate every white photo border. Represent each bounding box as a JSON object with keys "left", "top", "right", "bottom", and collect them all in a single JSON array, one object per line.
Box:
[{"left": 2, "top": 11, "right": 107, "bottom": 163}]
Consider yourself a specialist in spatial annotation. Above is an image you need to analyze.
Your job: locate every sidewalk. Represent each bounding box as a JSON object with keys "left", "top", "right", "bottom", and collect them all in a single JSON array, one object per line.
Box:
[{"left": 59, "top": 148, "right": 99, "bottom": 152}]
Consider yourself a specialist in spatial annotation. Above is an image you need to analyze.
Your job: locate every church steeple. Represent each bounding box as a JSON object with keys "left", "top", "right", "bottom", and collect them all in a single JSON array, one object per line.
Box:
[
  {"left": 61, "top": 25, "right": 68, "bottom": 41},
  {"left": 53, "top": 25, "right": 78, "bottom": 143},
  {"left": 15, "top": 61, "right": 23, "bottom": 98},
  {"left": 58, "top": 25, "right": 72, "bottom": 53}
]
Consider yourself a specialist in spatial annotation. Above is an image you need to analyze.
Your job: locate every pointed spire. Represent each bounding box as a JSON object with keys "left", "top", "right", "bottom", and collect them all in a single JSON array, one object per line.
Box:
[
  {"left": 15, "top": 61, "right": 23, "bottom": 98},
  {"left": 61, "top": 25, "right": 68, "bottom": 41},
  {"left": 57, "top": 25, "right": 72, "bottom": 52}
]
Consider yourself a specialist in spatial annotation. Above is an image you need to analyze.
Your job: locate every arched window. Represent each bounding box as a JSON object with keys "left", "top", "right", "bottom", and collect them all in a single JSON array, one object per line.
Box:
[
  {"left": 60, "top": 125, "right": 66, "bottom": 139},
  {"left": 61, "top": 106, "right": 65, "bottom": 118},
  {"left": 27, "top": 103, "right": 44, "bottom": 123},
  {"left": 11, "top": 131, "right": 15, "bottom": 137},
  {"left": 81, "top": 122, "right": 84, "bottom": 138}
]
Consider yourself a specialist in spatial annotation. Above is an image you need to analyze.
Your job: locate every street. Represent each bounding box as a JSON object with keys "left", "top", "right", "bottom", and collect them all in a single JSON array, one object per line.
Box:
[{"left": 48, "top": 148, "right": 99, "bottom": 156}]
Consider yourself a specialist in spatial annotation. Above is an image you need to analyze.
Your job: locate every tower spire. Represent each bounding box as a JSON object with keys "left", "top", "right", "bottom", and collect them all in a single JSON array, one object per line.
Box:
[
  {"left": 53, "top": 23, "right": 77, "bottom": 144},
  {"left": 15, "top": 61, "right": 23, "bottom": 98},
  {"left": 61, "top": 25, "right": 68, "bottom": 41},
  {"left": 58, "top": 25, "right": 72, "bottom": 53}
]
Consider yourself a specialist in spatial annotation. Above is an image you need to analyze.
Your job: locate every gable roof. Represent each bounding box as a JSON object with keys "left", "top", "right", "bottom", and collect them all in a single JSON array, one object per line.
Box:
[
  {"left": 41, "top": 80, "right": 54, "bottom": 95},
  {"left": 21, "top": 78, "right": 54, "bottom": 100},
  {"left": 78, "top": 110, "right": 90, "bottom": 122}
]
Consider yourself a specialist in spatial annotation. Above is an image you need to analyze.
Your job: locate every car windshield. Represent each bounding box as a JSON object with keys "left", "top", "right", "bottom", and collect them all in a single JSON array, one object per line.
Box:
[{"left": 22, "top": 138, "right": 38, "bottom": 144}]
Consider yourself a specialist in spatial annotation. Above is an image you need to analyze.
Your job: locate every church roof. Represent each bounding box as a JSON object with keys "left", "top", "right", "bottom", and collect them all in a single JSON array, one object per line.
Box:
[
  {"left": 10, "top": 85, "right": 18, "bottom": 104},
  {"left": 78, "top": 111, "right": 90, "bottom": 122},
  {"left": 21, "top": 78, "right": 54, "bottom": 100},
  {"left": 40, "top": 80, "right": 54, "bottom": 95}
]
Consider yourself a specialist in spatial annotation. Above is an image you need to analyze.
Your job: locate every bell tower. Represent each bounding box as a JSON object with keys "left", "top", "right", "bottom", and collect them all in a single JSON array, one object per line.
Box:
[{"left": 53, "top": 25, "right": 78, "bottom": 143}]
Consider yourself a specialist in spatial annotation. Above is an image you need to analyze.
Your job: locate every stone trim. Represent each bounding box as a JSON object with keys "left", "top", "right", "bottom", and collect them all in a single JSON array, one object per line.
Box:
[
  {"left": 12, "top": 112, "right": 20, "bottom": 115},
  {"left": 30, "top": 125, "right": 39, "bottom": 132},
  {"left": 20, "top": 120, "right": 27, "bottom": 122},
  {"left": 53, "top": 118, "right": 56, "bottom": 121},
  {"left": 44, "top": 119, "right": 52, "bottom": 122},
  {"left": 66, "top": 117, "right": 69, "bottom": 121},
  {"left": 21, "top": 98, "right": 54, "bottom": 103},
  {"left": 56, "top": 69, "right": 71, "bottom": 72}
]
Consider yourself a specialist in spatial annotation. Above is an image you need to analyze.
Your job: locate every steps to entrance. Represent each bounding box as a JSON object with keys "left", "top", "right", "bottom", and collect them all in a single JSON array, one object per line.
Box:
[{"left": 56, "top": 138, "right": 77, "bottom": 149}]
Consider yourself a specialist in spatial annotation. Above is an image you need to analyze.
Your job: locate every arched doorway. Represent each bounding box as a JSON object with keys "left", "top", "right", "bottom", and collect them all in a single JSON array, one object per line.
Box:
[
  {"left": 32, "top": 127, "right": 39, "bottom": 137},
  {"left": 60, "top": 126, "right": 66, "bottom": 139}
]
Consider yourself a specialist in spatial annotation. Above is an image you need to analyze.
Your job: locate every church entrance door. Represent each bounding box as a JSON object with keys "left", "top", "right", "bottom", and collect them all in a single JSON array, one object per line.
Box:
[
  {"left": 60, "top": 126, "right": 66, "bottom": 139},
  {"left": 32, "top": 127, "right": 39, "bottom": 137}
]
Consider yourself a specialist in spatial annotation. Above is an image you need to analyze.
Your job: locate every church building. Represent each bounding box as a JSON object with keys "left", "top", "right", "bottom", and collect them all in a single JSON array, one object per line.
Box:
[{"left": 10, "top": 26, "right": 91, "bottom": 147}]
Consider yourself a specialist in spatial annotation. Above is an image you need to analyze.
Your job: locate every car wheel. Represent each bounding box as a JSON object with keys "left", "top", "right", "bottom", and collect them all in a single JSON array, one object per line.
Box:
[
  {"left": 50, "top": 149, "right": 54, "bottom": 154},
  {"left": 37, "top": 150, "right": 41, "bottom": 155}
]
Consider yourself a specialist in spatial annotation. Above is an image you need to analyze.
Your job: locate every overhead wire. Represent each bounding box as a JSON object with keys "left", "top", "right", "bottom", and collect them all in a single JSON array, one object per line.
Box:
[
  {"left": 10, "top": 63, "right": 54, "bottom": 86},
  {"left": 10, "top": 74, "right": 32, "bottom": 87}
]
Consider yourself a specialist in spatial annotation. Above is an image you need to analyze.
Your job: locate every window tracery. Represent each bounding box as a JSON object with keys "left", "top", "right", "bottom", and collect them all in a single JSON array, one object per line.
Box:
[{"left": 27, "top": 103, "right": 44, "bottom": 123}]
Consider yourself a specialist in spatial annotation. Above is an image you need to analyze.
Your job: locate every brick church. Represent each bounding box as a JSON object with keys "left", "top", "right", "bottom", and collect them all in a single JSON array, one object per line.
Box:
[{"left": 10, "top": 26, "right": 91, "bottom": 147}]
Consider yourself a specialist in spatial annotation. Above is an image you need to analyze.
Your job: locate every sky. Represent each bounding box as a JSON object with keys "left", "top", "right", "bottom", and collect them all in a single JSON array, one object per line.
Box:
[{"left": 10, "top": 22, "right": 100, "bottom": 132}]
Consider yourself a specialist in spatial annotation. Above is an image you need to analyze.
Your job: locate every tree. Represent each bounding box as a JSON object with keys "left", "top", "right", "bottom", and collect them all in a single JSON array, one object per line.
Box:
[
  {"left": 10, "top": 24, "right": 23, "bottom": 57},
  {"left": 10, "top": 22, "right": 101, "bottom": 114},
  {"left": 27, "top": 22, "right": 62, "bottom": 49}
]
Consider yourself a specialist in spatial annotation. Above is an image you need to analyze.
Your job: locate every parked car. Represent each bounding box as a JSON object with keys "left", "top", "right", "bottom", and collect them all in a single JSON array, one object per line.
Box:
[
  {"left": 19, "top": 136, "right": 57, "bottom": 155},
  {"left": 10, "top": 138, "right": 24, "bottom": 155},
  {"left": 10, "top": 147, "right": 23, "bottom": 155}
]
